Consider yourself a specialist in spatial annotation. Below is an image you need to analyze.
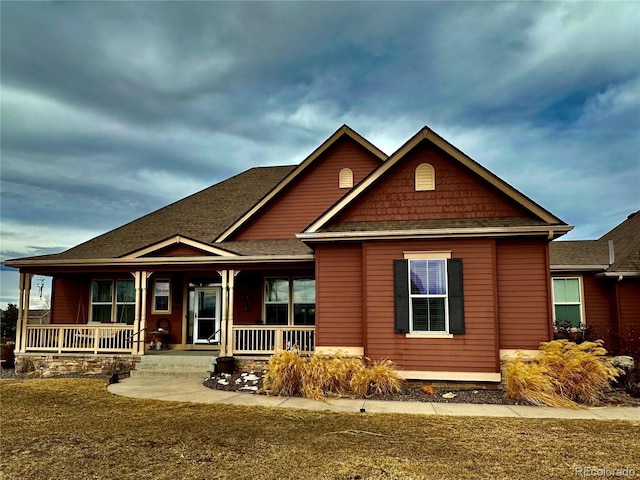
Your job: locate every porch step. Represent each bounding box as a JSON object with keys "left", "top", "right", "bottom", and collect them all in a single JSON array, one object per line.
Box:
[{"left": 130, "top": 354, "right": 216, "bottom": 380}]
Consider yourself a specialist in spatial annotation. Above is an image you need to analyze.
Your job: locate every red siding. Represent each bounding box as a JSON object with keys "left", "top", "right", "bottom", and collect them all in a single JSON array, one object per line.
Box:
[
  {"left": 581, "top": 274, "right": 614, "bottom": 347},
  {"left": 361, "top": 239, "right": 499, "bottom": 373},
  {"left": 150, "top": 244, "right": 213, "bottom": 257},
  {"left": 337, "top": 142, "right": 530, "bottom": 223},
  {"left": 233, "top": 137, "right": 381, "bottom": 240},
  {"left": 51, "top": 275, "right": 90, "bottom": 324},
  {"left": 618, "top": 281, "right": 640, "bottom": 354},
  {"left": 497, "top": 239, "right": 552, "bottom": 349},
  {"left": 315, "top": 243, "right": 364, "bottom": 348}
]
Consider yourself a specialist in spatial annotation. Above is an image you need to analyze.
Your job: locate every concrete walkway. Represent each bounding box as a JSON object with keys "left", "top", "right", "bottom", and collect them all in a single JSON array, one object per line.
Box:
[{"left": 108, "top": 377, "right": 640, "bottom": 421}]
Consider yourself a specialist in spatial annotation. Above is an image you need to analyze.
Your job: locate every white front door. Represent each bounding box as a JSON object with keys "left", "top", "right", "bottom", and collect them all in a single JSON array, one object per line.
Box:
[{"left": 193, "top": 287, "right": 221, "bottom": 344}]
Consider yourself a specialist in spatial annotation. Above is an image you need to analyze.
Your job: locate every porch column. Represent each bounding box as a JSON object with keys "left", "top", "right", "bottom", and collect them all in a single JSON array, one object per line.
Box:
[
  {"left": 16, "top": 273, "right": 33, "bottom": 353},
  {"left": 226, "top": 270, "right": 236, "bottom": 357},
  {"left": 138, "top": 271, "right": 150, "bottom": 355},
  {"left": 131, "top": 272, "right": 142, "bottom": 355}
]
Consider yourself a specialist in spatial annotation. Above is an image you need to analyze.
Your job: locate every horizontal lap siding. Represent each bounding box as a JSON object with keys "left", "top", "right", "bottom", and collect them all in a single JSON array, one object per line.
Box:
[
  {"left": 234, "top": 138, "right": 381, "bottom": 240},
  {"left": 581, "top": 274, "right": 614, "bottom": 347},
  {"left": 52, "top": 276, "right": 90, "bottom": 324},
  {"left": 315, "top": 244, "right": 363, "bottom": 347},
  {"left": 619, "top": 281, "right": 640, "bottom": 345},
  {"left": 364, "top": 239, "right": 498, "bottom": 373},
  {"left": 497, "top": 239, "right": 551, "bottom": 349}
]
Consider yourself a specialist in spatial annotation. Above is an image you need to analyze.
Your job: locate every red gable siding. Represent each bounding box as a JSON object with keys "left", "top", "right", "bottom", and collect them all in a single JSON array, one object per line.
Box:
[
  {"left": 233, "top": 137, "right": 381, "bottom": 240},
  {"left": 145, "top": 244, "right": 214, "bottom": 257},
  {"left": 336, "top": 141, "right": 530, "bottom": 223}
]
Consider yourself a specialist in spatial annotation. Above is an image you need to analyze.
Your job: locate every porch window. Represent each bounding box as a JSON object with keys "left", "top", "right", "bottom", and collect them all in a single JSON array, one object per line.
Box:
[
  {"left": 264, "top": 277, "right": 316, "bottom": 326},
  {"left": 153, "top": 279, "right": 171, "bottom": 313},
  {"left": 552, "top": 277, "right": 583, "bottom": 328},
  {"left": 91, "top": 279, "right": 135, "bottom": 324},
  {"left": 265, "top": 278, "right": 289, "bottom": 325}
]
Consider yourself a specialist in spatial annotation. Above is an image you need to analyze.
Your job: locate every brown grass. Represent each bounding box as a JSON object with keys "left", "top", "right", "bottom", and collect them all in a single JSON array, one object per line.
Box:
[
  {"left": 505, "top": 340, "right": 621, "bottom": 408},
  {"left": 1, "top": 379, "right": 639, "bottom": 480}
]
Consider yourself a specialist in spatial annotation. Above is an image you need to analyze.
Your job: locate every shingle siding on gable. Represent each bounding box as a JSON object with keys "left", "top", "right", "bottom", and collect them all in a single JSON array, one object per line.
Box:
[
  {"left": 233, "top": 138, "right": 382, "bottom": 240},
  {"left": 335, "top": 142, "right": 530, "bottom": 224}
]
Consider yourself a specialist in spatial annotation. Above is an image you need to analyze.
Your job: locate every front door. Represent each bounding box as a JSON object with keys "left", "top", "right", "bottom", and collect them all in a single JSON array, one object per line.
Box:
[{"left": 193, "top": 287, "right": 221, "bottom": 344}]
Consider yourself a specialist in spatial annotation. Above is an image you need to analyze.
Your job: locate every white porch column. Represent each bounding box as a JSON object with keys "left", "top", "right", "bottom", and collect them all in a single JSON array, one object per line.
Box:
[
  {"left": 20, "top": 273, "right": 33, "bottom": 353},
  {"left": 226, "top": 270, "right": 236, "bottom": 357},
  {"left": 131, "top": 272, "right": 142, "bottom": 355},
  {"left": 138, "top": 271, "right": 150, "bottom": 355},
  {"left": 220, "top": 270, "right": 228, "bottom": 356},
  {"left": 15, "top": 273, "right": 26, "bottom": 353}
]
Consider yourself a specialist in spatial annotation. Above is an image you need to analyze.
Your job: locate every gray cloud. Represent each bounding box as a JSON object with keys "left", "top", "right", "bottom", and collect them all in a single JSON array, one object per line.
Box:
[{"left": 1, "top": 1, "right": 639, "bottom": 307}]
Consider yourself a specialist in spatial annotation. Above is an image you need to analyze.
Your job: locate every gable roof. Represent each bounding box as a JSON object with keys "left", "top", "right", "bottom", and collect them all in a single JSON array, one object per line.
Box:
[
  {"left": 550, "top": 211, "right": 640, "bottom": 276},
  {"left": 214, "top": 125, "right": 387, "bottom": 242},
  {"left": 300, "top": 126, "right": 570, "bottom": 239}
]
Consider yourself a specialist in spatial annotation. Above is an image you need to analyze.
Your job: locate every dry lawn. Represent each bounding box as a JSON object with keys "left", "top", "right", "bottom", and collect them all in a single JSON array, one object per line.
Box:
[{"left": 1, "top": 379, "right": 639, "bottom": 480}]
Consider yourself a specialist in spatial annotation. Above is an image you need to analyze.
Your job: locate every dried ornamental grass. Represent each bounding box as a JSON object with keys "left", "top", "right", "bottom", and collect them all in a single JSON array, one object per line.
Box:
[
  {"left": 505, "top": 340, "right": 620, "bottom": 408},
  {"left": 301, "top": 354, "right": 364, "bottom": 401},
  {"left": 350, "top": 359, "right": 403, "bottom": 396},
  {"left": 262, "top": 350, "right": 305, "bottom": 396}
]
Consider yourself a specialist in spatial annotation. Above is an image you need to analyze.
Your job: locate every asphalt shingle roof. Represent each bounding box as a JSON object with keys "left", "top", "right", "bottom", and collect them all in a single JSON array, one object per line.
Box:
[
  {"left": 550, "top": 211, "right": 640, "bottom": 273},
  {"left": 18, "top": 166, "right": 295, "bottom": 261}
]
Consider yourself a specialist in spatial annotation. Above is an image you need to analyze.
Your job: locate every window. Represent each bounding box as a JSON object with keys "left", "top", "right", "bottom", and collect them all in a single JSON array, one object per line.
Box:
[
  {"left": 265, "top": 277, "right": 315, "bottom": 325},
  {"left": 394, "top": 258, "right": 464, "bottom": 335},
  {"left": 91, "top": 279, "right": 135, "bottom": 324},
  {"left": 153, "top": 279, "right": 171, "bottom": 313},
  {"left": 552, "top": 277, "right": 583, "bottom": 328},
  {"left": 339, "top": 168, "right": 353, "bottom": 188},
  {"left": 415, "top": 163, "right": 435, "bottom": 191},
  {"left": 409, "top": 259, "right": 447, "bottom": 332}
]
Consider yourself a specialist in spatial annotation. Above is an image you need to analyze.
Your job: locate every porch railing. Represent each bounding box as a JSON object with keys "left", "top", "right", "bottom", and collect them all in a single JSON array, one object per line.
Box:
[
  {"left": 232, "top": 326, "right": 315, "bottom": 355},
  {"left": 24, "top": 325, "right": 136, "bottom": 354}
]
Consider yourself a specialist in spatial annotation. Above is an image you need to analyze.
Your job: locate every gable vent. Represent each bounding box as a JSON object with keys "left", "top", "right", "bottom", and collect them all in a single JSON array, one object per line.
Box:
[
  {"left": 339, "top": 168, "right": 354, "bottom": 188},
  {"left": 415, "top": 163, "right": 435, "bottom": 191}
]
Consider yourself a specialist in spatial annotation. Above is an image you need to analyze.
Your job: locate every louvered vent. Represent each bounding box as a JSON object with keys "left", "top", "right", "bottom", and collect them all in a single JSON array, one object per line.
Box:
[
  {"left": 339, "top": 168, "right": 353, "bottom": 188},
  {"left": 415, "top": 163, "right": 435, "bottom": 191}
]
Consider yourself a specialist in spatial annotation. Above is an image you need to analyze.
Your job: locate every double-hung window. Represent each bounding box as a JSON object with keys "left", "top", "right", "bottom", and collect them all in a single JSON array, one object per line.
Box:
[
  {"left": 394, "top": 257, "right": 464, "bottom": 335},
  {"left": 265, "top": 278, "right": 316, "bottom": 326},
  {"left": 153, "top": 279, "right": 171, "bottom": 313},
  {"left": 409, "top": 259, "right": 448, "bottom": 332},
  {"left": 91, "top": 279, "right": 135, "bottom": 324},
  {"left": 552, "top": 277, "right": 583, "bottom": 328}
]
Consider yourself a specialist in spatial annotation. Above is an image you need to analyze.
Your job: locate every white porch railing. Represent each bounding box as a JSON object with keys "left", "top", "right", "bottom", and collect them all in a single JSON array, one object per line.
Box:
[
  {"left": 232, "top": 326, "right": 315, "bottom": 355},
  {"left": 24, "top": 325, "right": 136, "bottom": 354}
]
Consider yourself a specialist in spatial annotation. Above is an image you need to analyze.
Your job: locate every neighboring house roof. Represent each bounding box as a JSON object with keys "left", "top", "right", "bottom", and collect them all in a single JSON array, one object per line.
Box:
[
  {"left": 550, "top": 211, "right": 640, "bottom": 276},
  {"left": 301, "top": 127, "right": 570, "bottom": 239}
]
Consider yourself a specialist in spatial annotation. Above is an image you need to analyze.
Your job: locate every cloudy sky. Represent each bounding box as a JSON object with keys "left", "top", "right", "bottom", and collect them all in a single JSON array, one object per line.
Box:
[{"left": 1, "top": 1, "right": 639, "bottom": 308}]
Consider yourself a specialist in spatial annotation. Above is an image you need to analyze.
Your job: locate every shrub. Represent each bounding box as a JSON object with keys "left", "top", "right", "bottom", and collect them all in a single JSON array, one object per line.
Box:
[
  {"left": 505, "top": 340, "right": 620, "bottom": 408},
  {"left": 263, "top": 350, "right": 305, "bottom": 396},
  {"left": 350, "top": 359, "right": 402, "bottom": 396},
  {"left": 263, "top": 351, "right": 403, "bottom": 400}
]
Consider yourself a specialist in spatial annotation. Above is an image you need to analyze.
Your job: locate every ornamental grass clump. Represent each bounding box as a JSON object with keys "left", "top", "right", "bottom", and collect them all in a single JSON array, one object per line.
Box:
[
  {"left": 264, "top": 351, "right": 403, "bottom": 401},
  {"left": 350, "top": 359, "right": 403, "bottom": 396},
  {"left": 505, "top": 339, "right": 620, "bottom": 408},
  {"left": 262, "top": 350, "right": 305, "bottom": 396}
]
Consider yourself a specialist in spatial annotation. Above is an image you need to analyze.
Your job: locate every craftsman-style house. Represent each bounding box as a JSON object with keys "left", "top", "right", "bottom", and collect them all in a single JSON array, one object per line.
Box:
[{"left": 7, "top": 125, "right": 573, "bottom": 381}]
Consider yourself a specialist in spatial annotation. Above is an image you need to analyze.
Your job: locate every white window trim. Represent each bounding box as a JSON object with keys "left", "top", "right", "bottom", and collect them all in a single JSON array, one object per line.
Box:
[
  {"left": 407, "top": 258, "right": 450, "bottom": 334},
  {"left": 551, "top": 276, "right": 585, "bottom": 328},
  {"left": 152, "top": 278, "right": 172, "bottom": 314},
  {"left": 90, "top": 278, "right": 135, "bottom": 324},
  {"left": 264, "top": 276, "right": 316, "bottom": 326}
]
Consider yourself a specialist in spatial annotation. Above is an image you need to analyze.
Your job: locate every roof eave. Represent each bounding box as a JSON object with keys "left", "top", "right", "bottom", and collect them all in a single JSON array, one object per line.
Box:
[
  {"left": 550, "top": 265, "right": 609, "bottom": 272},
  {"left": 298, "top": 225, "right": 573, "bottom": 242}
]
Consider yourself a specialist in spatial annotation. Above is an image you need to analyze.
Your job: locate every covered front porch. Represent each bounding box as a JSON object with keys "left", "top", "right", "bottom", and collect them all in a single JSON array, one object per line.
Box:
[{"left": 14, "top": 262, "right": 316, "bottom": 358}]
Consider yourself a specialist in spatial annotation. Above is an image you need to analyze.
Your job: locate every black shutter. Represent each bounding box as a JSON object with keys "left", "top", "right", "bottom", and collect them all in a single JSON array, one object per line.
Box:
[
  {"left": 393, "top": 259, "right": 410, "bottom": 334},
  {"left": 448, "top": 258, "right": 465, "bottom": 334}
]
